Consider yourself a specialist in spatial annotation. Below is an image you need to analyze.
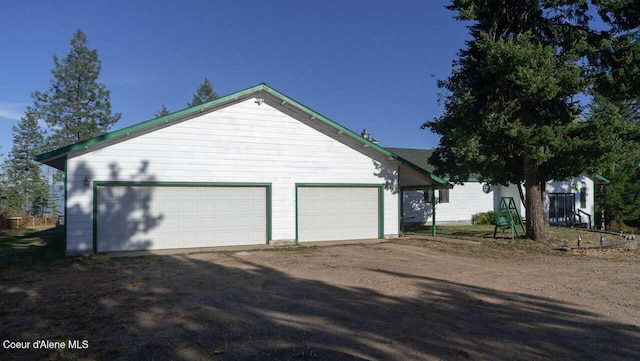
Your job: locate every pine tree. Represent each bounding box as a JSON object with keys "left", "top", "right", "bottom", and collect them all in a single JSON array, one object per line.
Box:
[
  {"left": 155, "top": 104, "right": 170, "bottom": 117},
  {"left": 33, "top": 30, "right": 121, "bottom": 149},
  {"left": 40, "top": 167, "right": 60, "bottom": 218},
  {"left": 423, "top": 1, "right": 640, "bottom": 241},
  {"left": 593, "top": 96, "right": 640, "bottom": 228},
  {"left": 2, "top": 107, "right": 49, "bottom": 215},
  {"left": 596, "top": 163, "right": 640, "bottom": 229},
  {"left": 187, "top": 77, "right": 218, "bottom": 107},
  {"left": 0, "top": 147, "right": 5, "bottom": 215}
]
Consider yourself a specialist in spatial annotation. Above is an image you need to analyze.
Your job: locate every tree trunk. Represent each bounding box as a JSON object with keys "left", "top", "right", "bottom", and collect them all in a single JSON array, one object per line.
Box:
[{"left": 524, "top": 156, "right": 548, "bottom": 242}]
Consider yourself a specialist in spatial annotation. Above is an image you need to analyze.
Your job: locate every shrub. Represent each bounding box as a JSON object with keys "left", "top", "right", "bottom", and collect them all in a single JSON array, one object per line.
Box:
[
  {"left": 607, "top": 220, "right": 637, "bottom": 233},
  {"left": 472, "top": 211, "right": 498, "bottom": 225}
]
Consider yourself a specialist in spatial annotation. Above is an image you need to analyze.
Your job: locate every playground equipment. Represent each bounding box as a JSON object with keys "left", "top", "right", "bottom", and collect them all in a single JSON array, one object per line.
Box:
[{"left": 493, "top": 197, "right": 526, "bottom": 238}]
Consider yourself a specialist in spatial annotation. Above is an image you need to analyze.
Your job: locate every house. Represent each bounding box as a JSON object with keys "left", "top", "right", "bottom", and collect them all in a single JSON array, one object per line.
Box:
[
  {"left": 388, "top": 148, "right": 609, "bottom": 229},
  {"left": 36, "top": 84, "right": 448, "bottom": 255}
]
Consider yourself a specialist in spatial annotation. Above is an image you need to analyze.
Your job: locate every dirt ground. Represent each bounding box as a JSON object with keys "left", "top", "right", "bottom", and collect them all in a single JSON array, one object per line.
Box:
[{"left": 1, "top": 238, "right": 639, "bottom": 361}]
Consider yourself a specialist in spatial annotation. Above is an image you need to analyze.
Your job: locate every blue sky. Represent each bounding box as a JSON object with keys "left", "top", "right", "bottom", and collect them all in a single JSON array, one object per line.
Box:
[{"left": 0, "top": 0, "right": 470, "bottom": 161}]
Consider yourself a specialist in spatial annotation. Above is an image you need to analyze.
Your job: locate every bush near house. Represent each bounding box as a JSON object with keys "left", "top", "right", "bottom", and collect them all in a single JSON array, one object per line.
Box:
[
  {"left": 606, "top": 220, "right": 637, "bottom": 233},
  {"left": 472, "top": 211, "right": 498, "bottom": 225}
]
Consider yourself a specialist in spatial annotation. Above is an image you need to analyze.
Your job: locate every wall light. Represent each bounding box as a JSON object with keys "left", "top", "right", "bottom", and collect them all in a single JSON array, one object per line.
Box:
[
  {"left": 84, "top": 176, "right": 91, "bottom": 187},
  {"left": 255, "top": 98, "right": 265, "bottom": 106}
]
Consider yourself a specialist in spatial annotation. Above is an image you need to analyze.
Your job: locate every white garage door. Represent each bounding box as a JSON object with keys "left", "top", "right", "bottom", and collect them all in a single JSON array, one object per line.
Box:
[
  {"left": 297, "top": 186, "right": 380, "bottom": 242},
  {"left": 97, "top": 185, "right": 267, "bottom": 252}
]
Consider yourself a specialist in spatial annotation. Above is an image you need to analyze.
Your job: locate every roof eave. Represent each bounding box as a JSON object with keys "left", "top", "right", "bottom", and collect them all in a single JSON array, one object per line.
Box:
[
  {"left": 34, "top": 83, "right": 449, "bottom": 188},
  {"left": 258, "top": 87, "right": 450, "bottom": 187},
  {"left": 594, "top": 174, "right": 611, "bottom": 184},
  {"left": 35, "top": 83, "right": 272, "bottom": 168}
]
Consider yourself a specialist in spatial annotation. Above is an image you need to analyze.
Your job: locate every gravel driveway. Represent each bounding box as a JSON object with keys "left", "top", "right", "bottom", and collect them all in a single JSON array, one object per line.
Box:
[{"left": 1, "top": 240, "right": 639, "bottom": 360}]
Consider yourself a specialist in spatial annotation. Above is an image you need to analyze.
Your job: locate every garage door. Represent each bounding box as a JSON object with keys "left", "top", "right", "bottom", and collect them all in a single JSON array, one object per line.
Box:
[
  {"left": 96, "top": 185, "right": 268, "bottom": 252},
  {"left": 297, "top": 186, "right": 381, "bottom": 242}
]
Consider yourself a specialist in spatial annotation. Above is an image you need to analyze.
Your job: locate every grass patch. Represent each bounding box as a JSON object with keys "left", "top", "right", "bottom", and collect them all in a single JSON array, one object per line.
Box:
[
  {"left": 405, "top": 224, "right": 497, "bottom": 241},
  {"left": 405, "top": 224, "right": 619, "bottom": 244},
  {"left": 403, "top": 224, "right": 633, "bottom": 256},
  {"left": 0, "top": 226, "right": 68, "bottom": 269}
]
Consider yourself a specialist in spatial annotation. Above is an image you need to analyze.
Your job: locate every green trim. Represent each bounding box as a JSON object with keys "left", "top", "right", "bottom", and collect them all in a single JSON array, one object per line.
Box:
[
  {"left": 294, "top": 186, "right": 299, "bottom": 244},
  {"left": 595, "top": 174, "right": 610, "bottom": 184},
  {"left": 35, "top": 84, "right": 271, "bottom": 166},
  {"left": 34, "top": 83, "right": 448, "bottom": 186},
  {"left": 294, "top": 183, "right": 385, "bottom": 242},
  {"left": 261, "top": 87, "right": 391, "bottom": 155},
  {"left": 266, "top": 185, "right": 272, "bottom": 243},
  {"left": 441, "top": 176, "right": 481, "bottom": 183},
  {"left": 262, "top": 88, "right": 444, "bottom": 185},
  {"left": 396, "top": 157, "right": 448, "bottom": 185},
  {"left": 295, "top": 183, "right": 384, "bottom": 188},
  {"left": 91, "top": 181, "right": 272, "bottom": 253}
]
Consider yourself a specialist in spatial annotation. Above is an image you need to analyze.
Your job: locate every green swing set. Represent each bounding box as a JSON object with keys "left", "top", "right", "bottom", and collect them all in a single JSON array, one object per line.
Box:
[{"left": 493, "top": 197, "right": 526, "bottom": 238}]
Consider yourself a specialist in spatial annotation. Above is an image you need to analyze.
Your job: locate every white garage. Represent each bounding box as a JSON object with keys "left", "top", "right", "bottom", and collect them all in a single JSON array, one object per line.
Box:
[
  {"left": 297, "top": 185, "right": 381, "bottom": 242},
  {"left": 95, "top": 184, "right": 269, "bottom": 252},
  {"left": 36, "top": 84, "right": 446, "bottom": 255}
]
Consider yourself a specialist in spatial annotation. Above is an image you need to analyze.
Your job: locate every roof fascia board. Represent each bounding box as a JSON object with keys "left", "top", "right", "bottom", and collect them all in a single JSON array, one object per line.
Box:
[
  {"left": 34, "top": 83, "right": 448, "bottom": 186},
  {"left": 35, "top": 84, "right": 268, "bottom": 164},
  {"left": 261, "top": 86, "right": 391, "bottom": 153},
  {"left": 260, "top": 87, "right": 448, "bottom": 186},
  {"left": 593, "top": 174, "right": 610, "bottom": 184}
]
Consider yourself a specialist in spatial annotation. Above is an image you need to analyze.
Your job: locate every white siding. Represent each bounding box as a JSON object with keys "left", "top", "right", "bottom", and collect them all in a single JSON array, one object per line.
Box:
[
  {"left": 65, "top": 98, "right": 399, "bottom": 253},
  {"left": 496, "top": 185, "right": 525, "bottom": 216},
  {"left": 402, "top": 183, "right": 494, "bottom": 224},
  {"left": 402, "top": 177, "right": 596, "bottom": 228},
  {"left": 547, "top": 174, "right": 595, "bottom": 227}
]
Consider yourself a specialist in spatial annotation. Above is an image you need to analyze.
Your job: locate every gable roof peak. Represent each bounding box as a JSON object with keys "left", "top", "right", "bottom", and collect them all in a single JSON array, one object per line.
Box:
[{"left": 33, "top": 83, "right": 448, "bottom": 186}]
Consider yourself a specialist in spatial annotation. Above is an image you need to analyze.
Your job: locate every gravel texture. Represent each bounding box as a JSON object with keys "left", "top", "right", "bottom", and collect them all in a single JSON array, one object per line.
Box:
[{"left": 1, "top": 239, "right": 639, "bottom": 360}]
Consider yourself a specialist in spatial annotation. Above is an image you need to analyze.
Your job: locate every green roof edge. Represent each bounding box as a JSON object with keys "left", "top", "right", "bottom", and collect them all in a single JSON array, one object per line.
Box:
[
  {"left": 35, "top": 83, "right": 269, "bottom": 163},
  {"left": 259, "top": 86, "right": 448, "bottom": 185},
  {"left": 595, "top": 174, "right": 610, "bottom": 184},
  {"left": 35, "top": 83, "right": 448, "bottom": 186}
]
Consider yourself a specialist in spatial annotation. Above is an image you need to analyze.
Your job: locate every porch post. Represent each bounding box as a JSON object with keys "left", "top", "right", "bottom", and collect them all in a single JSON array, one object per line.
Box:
[
  {"left": 431, "top": 185, "right": 437, "bottom": 237},
  {"left": 398, "top": 166, "right": 402, "bottom": 235}
]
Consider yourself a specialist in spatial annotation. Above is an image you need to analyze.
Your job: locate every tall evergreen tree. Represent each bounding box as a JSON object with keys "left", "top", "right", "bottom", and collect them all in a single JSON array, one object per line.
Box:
[
  {"left": 593, "top": 96, "right": 640, "bottom": 228},
  {"left": 423, "top": 1, "right": 640, "bottom": 241},
  {"left": 2, "top": 107, "right": 49, "bottom": 214},
  {"left": 155, "top": 104, "right": 170, "bottom": 117},
  {"left": 187, "top": 77, "right": 218, "bottom": 107},
  {"left": 33, "top": 30, "right": 121, "bottom": 149},
  {"left": 596, "top": 162, "right": 640, "bottom": 228},
  {"left": 0, "top": 147, "right": 5, "bottom": 214}
]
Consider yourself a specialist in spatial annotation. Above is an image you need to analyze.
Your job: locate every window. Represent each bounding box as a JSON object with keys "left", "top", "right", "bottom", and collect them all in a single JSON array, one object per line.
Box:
[
  {"left": 580, "top": 187, "right": 587, "bottom": 209},
  {"left": 423, "top": 190, "right": 433, "bottom": 203},
  {"left": 423, "top": 189, "right": 450, "bottom": 204},
  {"left": 439, "top": 189, "right": 450, "bottom": 203}
]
